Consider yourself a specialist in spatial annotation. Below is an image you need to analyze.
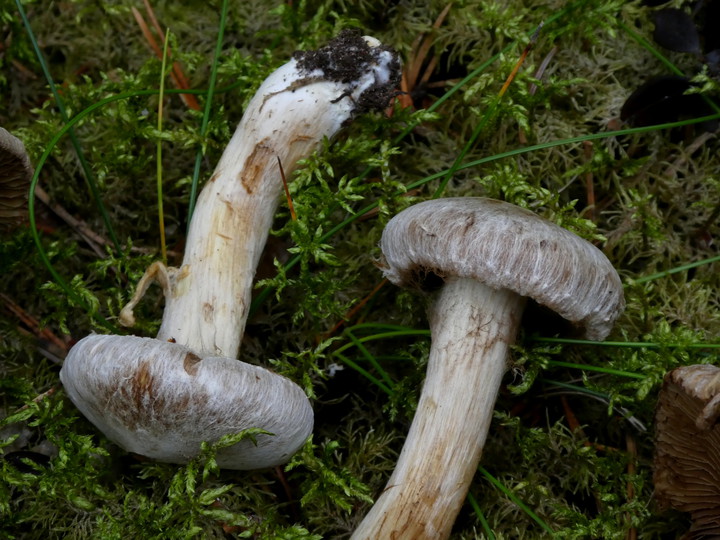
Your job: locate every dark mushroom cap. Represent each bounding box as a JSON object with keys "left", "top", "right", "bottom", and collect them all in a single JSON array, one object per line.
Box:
[
  {"left": 380, "top": 198, "right": 625, "bottom": 340},
  {"left": 0, "top": 128, "right": 32, "bottom": 230},
  {"left": 654, "top": 364, "right": 720, "bottom": 538}
]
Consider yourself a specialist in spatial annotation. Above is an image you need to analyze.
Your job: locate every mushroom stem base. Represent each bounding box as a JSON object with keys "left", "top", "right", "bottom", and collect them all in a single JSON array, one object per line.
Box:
[{"left": 352, "top": 277, "right": 525, "bottom": 540}]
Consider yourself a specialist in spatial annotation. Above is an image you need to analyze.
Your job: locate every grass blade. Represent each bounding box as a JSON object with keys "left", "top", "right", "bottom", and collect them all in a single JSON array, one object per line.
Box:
[
  {"left": 187, "top": 0, "right": 229, "bottom": 225},
  {"left": 478, "top": 465, "right": 555, "bottom": 535},
  {"left": 15, "top": 0, "right": 121, "bottom": 255},
  {"left": 157, "top": 29, "right": 170, "bottom": 263}
]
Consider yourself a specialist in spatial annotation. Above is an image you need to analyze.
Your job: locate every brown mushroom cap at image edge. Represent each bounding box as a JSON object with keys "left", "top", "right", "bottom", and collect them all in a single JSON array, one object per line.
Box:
[
  {"left": 654, "top": 364, "right": 720, "bottom": 538},
  {"left": 0, "top": 127, "right": 32, "bottom": 230}
]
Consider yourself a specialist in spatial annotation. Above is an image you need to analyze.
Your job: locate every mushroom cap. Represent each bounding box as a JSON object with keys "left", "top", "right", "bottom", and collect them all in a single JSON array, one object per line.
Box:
[
  {"left": 0, "top": 127, "right": 32, "bottom": 230},
  {"left": 60, "top": 334, "right": 313, "bottom": 470},
  {"left": 380, "top": 198, "right": 624, "bottom": 340},
  {"left": 654, "top": 365, "right": 720, "bottom": 538}
]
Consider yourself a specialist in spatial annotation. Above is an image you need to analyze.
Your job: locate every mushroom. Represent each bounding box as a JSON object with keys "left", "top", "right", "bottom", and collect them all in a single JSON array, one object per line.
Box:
[
  {"left": 0, "top": 127, "right": 33, "bottom": 231},
  {"left": 654, "top": 364, "right": 720, "bottom": 538},
  {"left": 352, "top": 197, "right": 625, "bottom": 539},
  {"left": 60, "top": 31, "right": 400, "bottom": 470}
]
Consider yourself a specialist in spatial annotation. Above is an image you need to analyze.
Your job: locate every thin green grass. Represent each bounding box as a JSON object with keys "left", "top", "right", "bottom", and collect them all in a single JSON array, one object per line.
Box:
[
  {"left": 187, "top": 0, "right": 230, "bottom": 225},
  {"left": 156, "top": 29, "right": 170, "bottom": 264},
  {"left": 478, "top": 465, "right": 556, "bottom": 535},
  {"left": 14, "top": 0, "right": 121, "bottom": 255}
]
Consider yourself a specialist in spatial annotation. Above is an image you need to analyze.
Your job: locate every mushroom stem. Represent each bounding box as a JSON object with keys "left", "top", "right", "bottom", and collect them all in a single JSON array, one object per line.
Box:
[
  {"left": 352, "top": 277, "right": 525, "bottom": 539},
  {"left": 155, "top": 37, "right": 397, "bottom": 358},
  {"left": 155, "top": 99, "right": 302, "bottom": 357}
]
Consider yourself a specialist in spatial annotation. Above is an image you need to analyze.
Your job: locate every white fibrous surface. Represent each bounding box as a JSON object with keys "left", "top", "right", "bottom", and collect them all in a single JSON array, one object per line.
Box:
[
  {"left": 61, "top": 334, "right": 314, "bottom": 470},
  {"left": 380, "top": 198, "right": 625, "bottom": 341}
]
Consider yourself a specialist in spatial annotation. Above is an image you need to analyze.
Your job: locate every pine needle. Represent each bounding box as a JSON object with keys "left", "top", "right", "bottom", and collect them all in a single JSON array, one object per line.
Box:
[{"left": 157, "top": 28, "right": 170, "bottom": 264}]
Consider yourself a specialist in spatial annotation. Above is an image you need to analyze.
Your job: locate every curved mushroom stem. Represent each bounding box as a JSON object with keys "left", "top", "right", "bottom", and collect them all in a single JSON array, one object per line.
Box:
[
  {"left": 126, "top": 33, "right": 400, "bottom": 359},
  {"left": 156, "top": 63, "right": 356, "bottom": 357},
  {"left": 352, "top": 277, "right": 525, "bottom": 540}
]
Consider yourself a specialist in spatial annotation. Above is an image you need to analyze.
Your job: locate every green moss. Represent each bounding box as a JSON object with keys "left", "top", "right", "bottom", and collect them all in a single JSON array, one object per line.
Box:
[{"left": 1, "top": 0, "right": 719, "bottom": 538}]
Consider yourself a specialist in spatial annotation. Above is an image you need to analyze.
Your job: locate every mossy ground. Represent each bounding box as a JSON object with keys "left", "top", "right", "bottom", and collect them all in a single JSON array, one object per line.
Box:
[{"left": 1, "top": 0, "right": 719, "bottom": 538}]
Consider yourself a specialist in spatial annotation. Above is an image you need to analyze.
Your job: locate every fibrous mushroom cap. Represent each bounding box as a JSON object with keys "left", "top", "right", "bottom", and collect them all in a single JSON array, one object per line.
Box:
[
  {"left": 654, "top": 365, "right": 720, "bottom": 538},
  {"left": 380, "top": 198, "right": 625, "bottom": 340},
  {"left": 60, "top": 334, "right": 314, "bottom": 470}
]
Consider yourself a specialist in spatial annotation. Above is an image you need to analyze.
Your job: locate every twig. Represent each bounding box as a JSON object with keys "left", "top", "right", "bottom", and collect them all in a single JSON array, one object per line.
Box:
[
  {"left": 583, "top": 140, "right": 595, "bottom": 222},
  {"left": 1, "top": 292, "right": 69, "bottom": 356},
  {"left": 141, "top": 0, "right": 197, "bottom": 98},
  {"left": 625, "top": 432, "right": 638, "bottom": 540},
  {"left": 33, "top": 185, "right": 106, "bottom": 258},
  {"left": 324, "top": 279, "right": 387, "bottom": 339},
  {"left": 277, "top": 157, "right": 296, "bottom": 221},
  {"left": 397, "top": 3, "right": 453, "bottom": 110},
  {"left": 131, "top": 3, "right": 200, "bottom": 110},
  {"left": 34, "top": 185, "right": 180, "bottom": 259},
  {"left": 13, "top": 386, "right": 59, "bottom": 414}
]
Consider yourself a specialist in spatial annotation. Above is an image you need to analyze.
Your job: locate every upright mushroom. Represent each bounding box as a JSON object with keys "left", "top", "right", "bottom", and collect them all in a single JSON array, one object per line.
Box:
[
  {"left": 60, "top": 32, "right": 400, "bottom": 470},
  {"left": 654, "top": 364, "right": 720, "bottom": 538},
  {"left": 352, "top": 197, "right": 624, "bottom": 539}
]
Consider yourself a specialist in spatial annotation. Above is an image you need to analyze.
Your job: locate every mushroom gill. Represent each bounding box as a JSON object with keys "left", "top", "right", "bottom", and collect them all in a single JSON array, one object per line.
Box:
[{"left": 654, "top": 364, "right": 720, "bottom": 539}]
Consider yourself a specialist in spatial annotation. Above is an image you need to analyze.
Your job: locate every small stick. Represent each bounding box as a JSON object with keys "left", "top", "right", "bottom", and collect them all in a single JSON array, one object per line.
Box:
[
  {"left": 34, "top": 185, "right": 106, "bottom": 258},
  {"left": 324, "top": 279, "right": 387, "bottom": 339},
  {"left": 583, "top": 140, "right": 596, "bottom": 222},
  {"left": 277, "top": 156, "right": 296, "bottom": 221},
  {"left": 13, "top": 386, "right": 58, "bottom": 414},
  {"left": 396, "top": 3, "right": 452, "bottom": 111},
  {"left": 142, "top": 0, "right": 197, "bottom": 98},
  {"left": 1, "top": 293, "right": 69, "bottom": 354},
  {"left": 407, "top": 3, "right": 453, "bottom": 88},
  {"left": 131, "top": 6, "right": 200, "bottom": 110},
  {"left": 499, "top": 23, "right": 543, "bottom": 98},
  {"left": 625, "top": 432, "right": 638, "bottom": 540}
]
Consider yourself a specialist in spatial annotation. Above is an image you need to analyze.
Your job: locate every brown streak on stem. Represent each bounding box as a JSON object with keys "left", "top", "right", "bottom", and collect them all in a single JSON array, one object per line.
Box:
[{"left": 239, "top": 142, "right": 273, "bottom": 194}]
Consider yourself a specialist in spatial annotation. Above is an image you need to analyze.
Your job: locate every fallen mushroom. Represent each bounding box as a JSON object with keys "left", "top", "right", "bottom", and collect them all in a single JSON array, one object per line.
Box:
[
  {"left": 654, "top": 364, "right": 720, "bottom": 538},
  {"left": 352, "top": 197, "right": 625, "bottom": 539},
  {"left": 60, "top": 31, "right": 400, "bottom": 470}
]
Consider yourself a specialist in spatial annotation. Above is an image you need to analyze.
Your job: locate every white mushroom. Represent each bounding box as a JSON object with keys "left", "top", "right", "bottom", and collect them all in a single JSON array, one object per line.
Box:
[
  {"left": 60, "top": 32, "right": 400, "bottom": 470},
  {"left": 352, "top": 197, "right": 625, "bottom": 539}
]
